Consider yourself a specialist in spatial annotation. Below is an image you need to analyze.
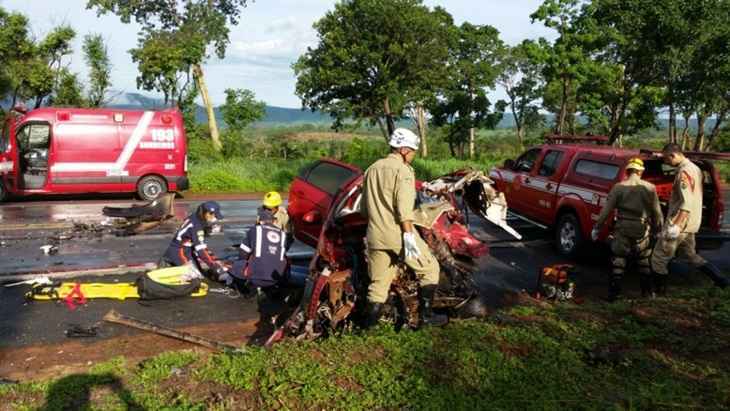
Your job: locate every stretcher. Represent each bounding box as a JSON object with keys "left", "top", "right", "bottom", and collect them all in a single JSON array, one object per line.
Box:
[{"left": 26, "top": 266, "right": 208, "bottom": 306}]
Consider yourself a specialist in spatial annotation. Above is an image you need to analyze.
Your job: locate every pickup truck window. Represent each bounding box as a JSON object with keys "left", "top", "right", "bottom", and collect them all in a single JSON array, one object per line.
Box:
[
  {"left": 515, "top": 148, "right": 541, "bottom": 173},
  {"left": 538, "top": 150, "right": 564, "bottom": 177},
  {"left": 574, "top": 160, "right": 619, "bottom": 181},
  {"left": 306, "top": 162, "right": 357, "bottom": 196}
]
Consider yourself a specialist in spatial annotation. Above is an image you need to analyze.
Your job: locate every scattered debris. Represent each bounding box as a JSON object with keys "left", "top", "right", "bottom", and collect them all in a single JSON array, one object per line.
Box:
[
  {"left": 4, "top": 276, "right": 52, "bottom": 288},
  {"left": 65, "top": 324, "right": 99, "bottom": 338},
  {"left": 40, "top": 244, "right": 58, "bottom": 255},
  {"left": 103, "top": 309, "right": 240, "bottom": 353},
  {"left": 103, "top": 193, "right": 176, "bottom": 236}
]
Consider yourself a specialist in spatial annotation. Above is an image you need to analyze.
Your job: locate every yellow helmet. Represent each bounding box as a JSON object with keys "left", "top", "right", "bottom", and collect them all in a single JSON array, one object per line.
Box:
[
  {"left": 626, "top": 157, "right": 645, "bottom": 172},
  {"left": 263, "top": 191, "right": 282, "bottom": 208}
]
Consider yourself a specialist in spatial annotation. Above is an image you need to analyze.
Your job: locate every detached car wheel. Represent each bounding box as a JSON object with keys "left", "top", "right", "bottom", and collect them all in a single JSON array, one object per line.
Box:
[
  {"left": 555, "top": 213, "right": 583, "bottom": 257},
  {"left": 137, "top": 175, "right": 167, "bottom": 201}
]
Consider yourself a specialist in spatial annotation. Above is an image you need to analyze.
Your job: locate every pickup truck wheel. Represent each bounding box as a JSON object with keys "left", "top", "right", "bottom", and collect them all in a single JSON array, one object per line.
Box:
[
  {"left": 137, "top": 175, "right": 167, "bottom": 201},
  {"left": 555, "top": 213, "right": 583, "bottom": 257}
]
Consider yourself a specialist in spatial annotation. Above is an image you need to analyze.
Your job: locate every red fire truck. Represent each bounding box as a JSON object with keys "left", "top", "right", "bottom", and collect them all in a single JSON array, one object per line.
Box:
[{"left": 0, "top": 106, "right": 188, "bottom": 201}]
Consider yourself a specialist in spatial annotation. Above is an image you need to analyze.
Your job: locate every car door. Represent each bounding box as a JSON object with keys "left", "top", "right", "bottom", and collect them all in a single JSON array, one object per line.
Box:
[
  {"left": 507, "top": 147, "right": 543, "bottom": 218},
  {"left": 0, "top": 117, "right": 20, "bottom": 193},
  {"left": 527, "top": 149, "right": 567, "bottom": 223},
  {"left": 288, "top": 160, "right": 362, "bottom": 246}
]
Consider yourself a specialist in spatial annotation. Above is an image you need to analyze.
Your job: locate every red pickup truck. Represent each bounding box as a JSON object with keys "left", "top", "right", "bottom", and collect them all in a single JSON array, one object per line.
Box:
[{"left": 489, "top": 143, "right": 727, "bottom": 257}]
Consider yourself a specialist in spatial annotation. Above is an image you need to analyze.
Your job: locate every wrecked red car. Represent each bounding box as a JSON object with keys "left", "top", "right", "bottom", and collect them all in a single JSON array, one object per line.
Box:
[{"left": 267, "top": 160, "right": 519, "bottom": 344}]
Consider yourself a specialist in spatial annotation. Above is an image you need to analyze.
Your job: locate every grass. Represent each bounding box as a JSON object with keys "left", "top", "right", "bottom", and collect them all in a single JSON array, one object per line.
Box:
[
  {"left": 3, "top": 286, "right": 729, "bottom": 410},
  {"left": 187, "top": 127, "right": 525, "bottom": 194}
]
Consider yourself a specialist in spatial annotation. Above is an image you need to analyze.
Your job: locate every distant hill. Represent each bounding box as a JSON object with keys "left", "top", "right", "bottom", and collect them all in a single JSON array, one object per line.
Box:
[
  {"left": 6, "top": 92, "right": 723, "bottom": 131},
  {"left": 105, "top": 92, "right": 332, "bottom": 125}
]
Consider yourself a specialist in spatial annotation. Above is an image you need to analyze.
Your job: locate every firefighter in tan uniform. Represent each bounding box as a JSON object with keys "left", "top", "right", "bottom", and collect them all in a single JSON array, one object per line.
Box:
[
  {"left": 361, "top": 128, "right": 447, "bottom": 328},
  {"left": 261, "top": 191, "right": 293, "bottom": 250},
  {"left": 591, "top": 158, "right": 663, "bottom": 301},
  {"left": 650, "top": 144, "right": 728, "bottom": 293}
]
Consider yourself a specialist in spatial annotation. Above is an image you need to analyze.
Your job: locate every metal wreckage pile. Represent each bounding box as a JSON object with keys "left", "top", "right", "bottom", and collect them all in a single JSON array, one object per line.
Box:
[{"left": 266, "top": 169, "right": 523, "bottom": 346}]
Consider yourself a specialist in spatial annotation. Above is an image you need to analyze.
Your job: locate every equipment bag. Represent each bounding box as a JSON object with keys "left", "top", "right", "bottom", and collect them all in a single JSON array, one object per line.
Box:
[{"left": 135, "top": 272, "right": 203, "bottom": 300}]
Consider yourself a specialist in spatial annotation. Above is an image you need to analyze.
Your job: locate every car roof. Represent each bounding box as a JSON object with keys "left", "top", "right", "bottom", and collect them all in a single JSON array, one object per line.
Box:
[{"left": 539, "top": 144, "right": 652, "bottom": 161}]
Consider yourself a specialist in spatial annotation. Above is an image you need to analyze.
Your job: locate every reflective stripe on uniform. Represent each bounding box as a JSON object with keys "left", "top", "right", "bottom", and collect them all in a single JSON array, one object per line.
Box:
[
  {"left": 195, "top": 244, "right": 207, "bottom": 251},
  {"left": 280, "top": 232, "right": 286, "bottom": 261},
  {"left": 255, "top": 226, "right": 263, "bottom": 257},
  {"left": 176, "top": 222, "right": 193, "bottom": 241},
  {"left": 240, "top": 243, "right": 251, "bottom": 253}
]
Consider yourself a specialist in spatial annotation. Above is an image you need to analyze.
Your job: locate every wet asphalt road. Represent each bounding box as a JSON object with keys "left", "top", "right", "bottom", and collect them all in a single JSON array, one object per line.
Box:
[{"left": 1, "top": 194, "right": 729, "bottom": 349}]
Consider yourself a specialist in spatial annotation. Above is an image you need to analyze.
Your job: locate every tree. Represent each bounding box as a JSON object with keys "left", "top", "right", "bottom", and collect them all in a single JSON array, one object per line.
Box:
[
  {"left": 294, "top": 0, "right": 452, "bottom": 141},
  {"left": 0, "top": 7, "right": 32, "bottom": 109},
  {"left": 51, "top": 70, "right": 86, "bottom": 107},
  {"left": 83, "top": 34, "right": 112, "bottom": 107},
  {"left": 220, "top": 88, "right": 266, "bottom": 129},
  {"left": 531, "top": 0, "right": 588, "bottom": 135},
  {"left": 129, "top": 28, "right": 204, "bottom": 107},
  {"left": 87, "top": 0, "right": 252, "bottom": 152},
  {"left": 498, "top": 41, "right": 544, "bottom": 149},
  {"left": 429, "top": 22, "right": 506, "bottom": 158}
]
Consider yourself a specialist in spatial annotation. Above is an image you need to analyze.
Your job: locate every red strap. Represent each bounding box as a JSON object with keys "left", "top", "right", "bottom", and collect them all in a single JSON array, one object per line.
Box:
[{"left": 64, "top": 283, "right": 87, "bottom": 310}]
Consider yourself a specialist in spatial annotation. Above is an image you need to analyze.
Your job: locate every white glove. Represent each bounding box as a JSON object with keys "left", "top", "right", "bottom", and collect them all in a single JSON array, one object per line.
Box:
[
  {"left": 403, "top": 232, "right": 422, "bottom": 260},
  {"left": 591, "top": 227, "right": 600, "bottom": 242},
  {"left": 665, "top": 223, "right": 681, "bottom": 240},
  {"left": 217, "top": 270, "right": 233, "bottom": 286}
]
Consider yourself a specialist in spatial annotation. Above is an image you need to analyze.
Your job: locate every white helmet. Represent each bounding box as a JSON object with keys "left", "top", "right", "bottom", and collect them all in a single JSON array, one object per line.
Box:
[{"left": 389, "top": 128, "right": 420, "bottom": 151}]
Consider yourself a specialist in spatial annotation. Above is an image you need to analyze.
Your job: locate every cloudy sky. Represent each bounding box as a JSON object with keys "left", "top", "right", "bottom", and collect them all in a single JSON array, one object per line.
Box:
[{"left": 0, "top": 0, "right": 556, "bottom": 108}]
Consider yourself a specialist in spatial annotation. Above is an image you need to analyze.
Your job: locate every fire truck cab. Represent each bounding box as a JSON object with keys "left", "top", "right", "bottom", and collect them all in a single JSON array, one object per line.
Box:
[{"left": 0, "top": 106, "right": 188, "bottom": 201}]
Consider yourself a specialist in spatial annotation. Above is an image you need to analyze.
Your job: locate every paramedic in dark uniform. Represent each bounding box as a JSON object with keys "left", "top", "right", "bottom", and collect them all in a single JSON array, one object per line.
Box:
[
  {"left": 162, "top": 201, "right": 227, "bottom": 277},
  {"left": 225, "top": 208, "right": 289, "bottom": 291}
]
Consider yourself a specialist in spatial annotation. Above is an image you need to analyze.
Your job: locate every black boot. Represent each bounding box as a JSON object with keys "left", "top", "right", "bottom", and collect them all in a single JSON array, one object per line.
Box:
[
  {"left": 364, "top": 302, "right": 383, "bottom": 329},
  {"left": 419, "top": 285, "right": 448, "bottom": 327},
  {"left": 652, "top": 274, "right": 667, "bottom": 296},
  {"left": 639, "top": 274, "right": 653, "bottom": 298},
  {"left": 698, "top": 263, "right": 729, "bottom": 289},
  {"left": 607, "top": 278, "right": 622, "bottom": 302}
]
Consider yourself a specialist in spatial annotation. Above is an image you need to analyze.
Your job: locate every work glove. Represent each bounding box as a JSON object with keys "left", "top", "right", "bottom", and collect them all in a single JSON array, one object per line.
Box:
[
  {"left": 403, "top": 232, "right": 422, "bottom": 260},
  {"left": 215, "top": 266, "right": 232, "bottom": 285},
  {"left": 218, "top": 272, "right": 234, "bottom": 286},
  {"left": 590, "top": 227, "right": 600, "bottom": 242},
  {"left": 665, "top": 223, "right": 681, "bottom": 240}
]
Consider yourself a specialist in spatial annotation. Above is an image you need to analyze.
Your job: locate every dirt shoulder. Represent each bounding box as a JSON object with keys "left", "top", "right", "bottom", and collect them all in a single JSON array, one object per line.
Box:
[{"left": 0, "top": 319, "right": 264, "bottom": 382}]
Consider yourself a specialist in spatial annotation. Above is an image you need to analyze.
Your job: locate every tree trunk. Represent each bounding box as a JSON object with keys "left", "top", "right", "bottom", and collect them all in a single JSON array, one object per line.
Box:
[
  {"left": 609, "top": 84, "right": 631, "bottom": 145},
  {"left": 516, "top": 125, "right": 524, "bottom": 151},
  {"left": 694, "top": 112, "right": 707, "bottom": 151},
  {"left": 667, "top": 86, "right": 676, "bottom": 143},
  {"left": 557, "top": 77, "right": 568, "bottom": 134},
  {"left": 509, "top": 95, "right": 524, "bottom": 150},
  {"left": 414, "top": 104, "right": 428, "bottom": 158},
  {"left": 376, "top": 117, "right": 389, "bottom": 141},
  {"left": 680, "top": 113, "right": 691, "bottom": 150},
  {"left": 469, "top": 127, "right": 475, "bottom": 159},
  {"left": 448, "top": 135, "right": 456, "bottom": 157},
  {"left": 193, "top": 64, "right": 222, "bottom": 152},
  {"left": 707, "top": 109, "right": 727, "bottom": 150},
  {"left": 10, "top": 87, "right": 19, "bottom": 109},
  {"left": 383, "top": 97, "right": 395, "bottom": 138}
]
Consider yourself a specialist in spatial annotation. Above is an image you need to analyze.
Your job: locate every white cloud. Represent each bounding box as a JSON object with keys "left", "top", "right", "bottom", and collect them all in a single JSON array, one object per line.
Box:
[{"left": 1, "top": 0, "right": 557, "bottom": 108}]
